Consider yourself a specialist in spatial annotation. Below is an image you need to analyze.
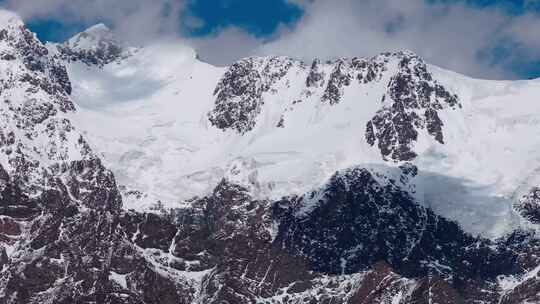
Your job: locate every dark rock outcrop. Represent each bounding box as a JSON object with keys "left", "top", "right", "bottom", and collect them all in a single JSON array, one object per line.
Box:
[
  {"left": 515, "top": 187, "right": 540, "bottom": 224},
  {"left": 273, "top": 167, "right": 517, "bottom": 285},
  {"left": 209, "top": 56, "right": 294, "bottom": 133},
  {"left": 366, "top": 54, "right": 460, "bottom": 161}
]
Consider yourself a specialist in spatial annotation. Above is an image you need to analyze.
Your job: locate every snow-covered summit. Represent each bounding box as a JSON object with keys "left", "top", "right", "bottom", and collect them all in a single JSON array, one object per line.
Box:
[
  {"left": 56, "top": 23, "right": 131, "bottom": 66},
  {"left": 66, "top": 23, "right": 114, "bottom": 50}
]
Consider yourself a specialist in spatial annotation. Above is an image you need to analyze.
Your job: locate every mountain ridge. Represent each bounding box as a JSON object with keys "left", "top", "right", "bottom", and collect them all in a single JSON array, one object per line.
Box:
[{"left": 54, "top": 25, "right": 539, "bottom": 239}]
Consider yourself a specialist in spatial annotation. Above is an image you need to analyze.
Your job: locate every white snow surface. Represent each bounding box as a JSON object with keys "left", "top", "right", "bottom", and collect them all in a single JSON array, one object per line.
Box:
[
  {"left": 62, "top": 30, "right": 540, "bottom": 239},
  {"left": 109, "top": 271, "right": 128, "bottom": 289}
]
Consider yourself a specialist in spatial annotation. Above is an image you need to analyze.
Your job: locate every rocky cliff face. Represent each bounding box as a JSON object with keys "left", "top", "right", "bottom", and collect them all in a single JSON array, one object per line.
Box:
[
  {"left": 365, "top": 54, "right": 459, "bottom": 161},
  {"left": 0, "top": 13, "right": 193, "bottom": 303},
  {"left": 2, "top": 12, "right": 540, "bottom": 304},
  {"left": 69, "top": 167, "right": 540, "bottom": 303},
  {"left": 208, "top": 56, "right": 295, "bottom": 134},
  {"left": 515, "top": 187, "right": 540, "bottom": 224},
  {"left": 273, "top": 167, "right": 516, "bottom": 280},
  {"left": 208, "top": 51, "right": 459, "bottom": 161}
]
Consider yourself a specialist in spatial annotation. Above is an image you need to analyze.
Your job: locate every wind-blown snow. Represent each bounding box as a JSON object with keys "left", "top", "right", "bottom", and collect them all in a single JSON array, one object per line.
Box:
[
  {"left": 63, "top": 28, "right": 540, "bottom": 239},
  {"left": 0, "top": 10, "right": 22, "bottom": 28}
]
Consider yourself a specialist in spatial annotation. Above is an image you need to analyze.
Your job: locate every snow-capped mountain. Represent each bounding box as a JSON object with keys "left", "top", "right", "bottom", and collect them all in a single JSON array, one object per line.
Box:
[
  {"left": 59, "top": 27, "right": 540, "bottom": 239},
  {"left": 2, "top": 10, "right": 540, "bottom": 303},
  {"left": 0, "top": 11, "right": 210, "bottom": 303},
  {"left": 55, "top": 23, "right": 134, "bottom": 67}
]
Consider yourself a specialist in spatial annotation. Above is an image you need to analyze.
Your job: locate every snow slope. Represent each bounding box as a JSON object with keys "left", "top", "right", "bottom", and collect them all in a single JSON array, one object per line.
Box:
[
  {"left": 59, "top": 26, "right": 540, "bottom": 239},
  {"left": 412, "top": 68, "right": 540, "bottom": 238}
]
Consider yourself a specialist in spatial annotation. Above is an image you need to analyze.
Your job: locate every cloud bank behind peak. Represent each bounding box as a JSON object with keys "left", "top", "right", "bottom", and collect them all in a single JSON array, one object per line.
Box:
[{"left": 4, "top": 0, "right": 540, "bottom": 79}]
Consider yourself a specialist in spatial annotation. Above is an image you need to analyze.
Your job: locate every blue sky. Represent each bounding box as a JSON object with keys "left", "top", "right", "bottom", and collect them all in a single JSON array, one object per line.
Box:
[
  {"left": 3, "top": 0, "right": 540, "bottom": 79},
  {"left": 25, "top": 0, "right": 303, "bottom": 42},
  {"left": 24, "top": 1, "right": 540, "bottom": 41},
  {"left": 182, "top": 0, "right": 302, "bottom": 37}
]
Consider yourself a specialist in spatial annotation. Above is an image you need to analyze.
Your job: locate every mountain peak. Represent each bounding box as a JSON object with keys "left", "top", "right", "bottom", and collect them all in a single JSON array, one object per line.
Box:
[
  {"left": 66, "top": 23, "right": 115, "bottom": 50},
  {"left": 58, "top": 23, "right": 126, "bottom": 67},
  {"left": 84, "top": 22, "right": 111, "bottom": 34}
]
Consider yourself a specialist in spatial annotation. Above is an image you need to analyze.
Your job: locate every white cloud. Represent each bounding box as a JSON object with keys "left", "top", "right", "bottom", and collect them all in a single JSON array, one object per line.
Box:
[
  {"left": 257, "top": 0, "right": 518, "bottom": 79},
  {"left": 188, "top": 27, "right": 263, "bottom": 66},
  {"left": 192, "top": 0, "right": 540, "bottom": 79},
  {"left": 3, "top": 0, "right": 540, "bottom": 79},
  {"left": 3, "top": 0, "right": 186, "bottom": 43},
  {"left": 505, "top": 12, "right": 540, "bottom": 57}
]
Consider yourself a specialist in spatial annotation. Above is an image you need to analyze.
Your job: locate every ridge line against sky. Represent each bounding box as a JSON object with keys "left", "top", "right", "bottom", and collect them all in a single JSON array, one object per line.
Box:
[{"left": 1, "top": 0, "right": 540, "bottom": 80}]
